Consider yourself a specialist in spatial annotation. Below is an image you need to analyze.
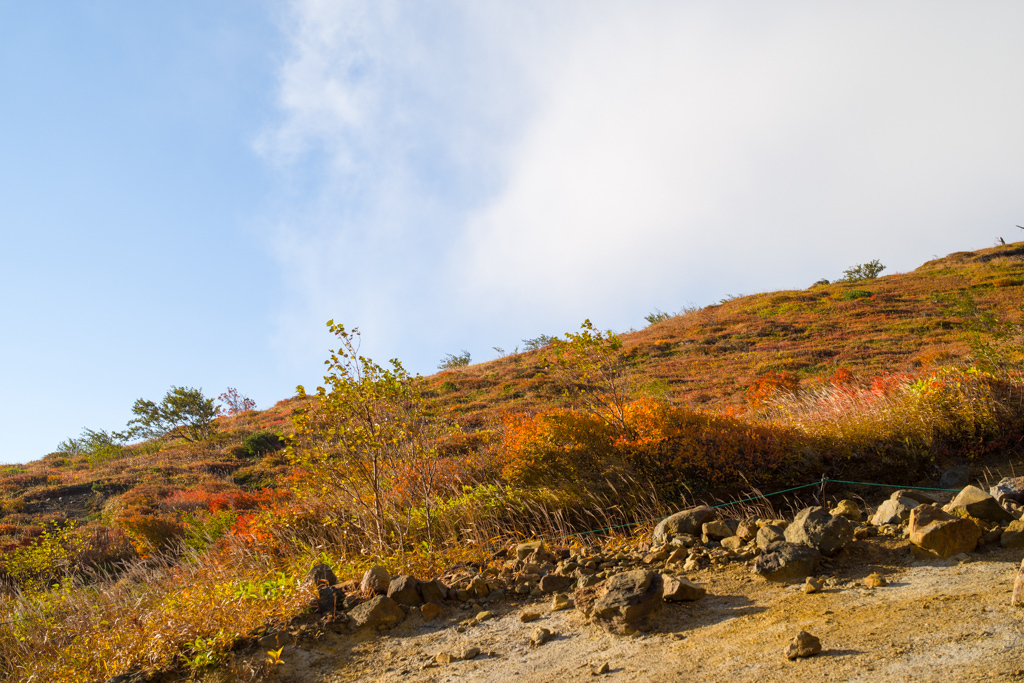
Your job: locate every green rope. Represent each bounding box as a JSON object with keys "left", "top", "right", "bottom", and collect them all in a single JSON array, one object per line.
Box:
[
  {"left": 826, "top": 479, "right": 961, "bottom": 492},
  {"left": 711, "top": 481, "right": 822, "bottom": 508}
]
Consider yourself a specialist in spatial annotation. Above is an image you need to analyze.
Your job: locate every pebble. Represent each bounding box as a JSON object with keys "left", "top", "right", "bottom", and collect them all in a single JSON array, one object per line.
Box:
[{"left": 520, "top": 611, "right": 541, "bottom": 623}]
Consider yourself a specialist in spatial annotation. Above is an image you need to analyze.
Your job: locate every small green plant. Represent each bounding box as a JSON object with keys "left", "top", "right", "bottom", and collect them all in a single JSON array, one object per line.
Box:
[
  {"left": 242, "top": 430, "right": 285, "bottom": 457},
  {"left": 55, "top": 428, "right": 126, "bottom": 464},
  {"left": 127, "top": 386, "right": 219, "bottom": 442},
  {"left": 842, "top": 259, "right": 886, "bottom": 282},
  {"left": 438, "top": 350, "right": 471, "bottom": 369},
  {"left": 644, "top": 309, "right": 671, "bottom": 326},
  {"left": 841, "top": 289, "right": 873, "bottom": 300}
]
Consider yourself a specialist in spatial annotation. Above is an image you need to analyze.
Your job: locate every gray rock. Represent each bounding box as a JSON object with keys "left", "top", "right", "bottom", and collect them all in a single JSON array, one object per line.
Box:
[
  {"left": 940, "top": 465, "right": 970, "bottom": 490},
  {"left": 360, "top": 566, "right": 392, "bottom": 595},
  {"left": 736, "top": 519, "right": 759, "bottom": 541},
  {"left": 990, "top": 477, "right": 1024, "bottom": 505},
  {"left": 307, "top": 562, "right": 338, "bottom": 588},
  {"left": 313, "top": 585, "right": 346, "bottom": 613},
  {"left": 539, "top": 574, "right": 574, "bottom": 593},
  {"left": 591, "top": 569, "right": 664, "bottom": 626},
  {"left": 418, "top": 579, "right": 449, "bottom": 604},
  {"left": 784, "top": 506, "right": 854, "bottom": 556},
  {"left": 871, "top": 497, "right": 918, "bottom": 526},
  {"left": 652, "top": 506, "right": 714, "bottom": 544},
  {"left": 662, "top": 576, "right": 706, "bottom": 602},
  {"left": 753, "top": 542, "right": 822, "bottom": 582},
  {"left": 516, "top": 540, "right": 545, "bottom": 560},
  {"left": 756, "top": 525, "right": 786, "bottom": 550},
  {"left": 949, "top": 485, "right": 1014, "bottom": 523},
  {"left": 349, "top": 595, "right": 405, "bottom": 629},
  {"left": 387, "top": 575, "right": 422, "bottom": 606}
]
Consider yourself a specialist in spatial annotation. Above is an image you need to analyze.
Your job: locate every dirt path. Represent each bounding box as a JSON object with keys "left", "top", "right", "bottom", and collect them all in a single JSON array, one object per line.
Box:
[{"left": 263, "top": 542, "right": 1024, "bottom": 683}]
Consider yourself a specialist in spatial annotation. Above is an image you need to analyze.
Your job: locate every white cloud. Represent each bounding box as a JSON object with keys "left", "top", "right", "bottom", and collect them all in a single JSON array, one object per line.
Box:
[{"left": 260, "top": 1, "right": 1024, "bottom": 372}]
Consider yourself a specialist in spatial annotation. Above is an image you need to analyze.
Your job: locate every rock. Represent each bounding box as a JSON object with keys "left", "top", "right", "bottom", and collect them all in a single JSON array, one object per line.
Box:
[
  {"left": 864, "top": 573, "right": 887, "bottom": 588},
  {"left": 469, "top": 575, "right": 491, "bottom": 599},
  {"left": 460, "top": 646, "right": 481, "bottom": 660},
  {"left": 435, "top": 652, "right": 457, "bottom": 664},
  {"left": 803, "top": 577, "right": 823, "bottom": 594},
  {"left": 720, "top": 536, "right": 745, "bottom": 551},
  {"left": 891, "top": 489, "right": 938, "bottom": 505},
  {"left": 940, "top": 465, "right": 970, "bottom": 490},
  {"left": 476, "top": 610, "right": 495, "bottom": 621},
  {"left": 313, "top": 585, "right": 346, "bottom": 613},
  {"left": 516, "top": 540, "right": 545, "bottom": 560},
  {"left": 484, "top": 588, "right": 505, "bottom": 603},
  {"left": 1001, "top": 519, "right": 1024, "bottom": 548},
  {"left": 785, "top": 630, "right": 822, "bottom": 660},
  {"left": 418, "top": 579, "right": 449, "bottom": 605},
  {"left": 990, "top": 477, "right": 1024, "bottom": 505},
  {"left": 756, "top": 525, "right": 786, "bottom": 550},
  {"left": 387, "top": 575, "right": 422, "bottom": 606},
  {"left": 520, "top": 611, "right": 541, "bottom": 622},
  {"left": 652, "top": 506, "right": 714, "bottom": 544},
  {"left": 421, "top": 602, "right": 443, "bottom": 622},
  {"left": 307, "top": 562, "right": 339, "bottom": 588},
  {"left": 666, "top": 547, "right": 689, "bottom": 564},
  {"left": 871, "top": 497, "right": 919, "bottom": 526},
  {"left": 682, "top": 557, "right": 701, "bottom": 572},
  {"left": 662, "top": 576, "right": 706, "bottom": 602},
  {"left": 785, "top": 506, "right": 854, "bottom": 556},
  {"left": 349, "top": 595, "right": 405, "bottom": 629},
  {"left": 591, "top": 569, "right": 664, "bottom": 628},
  {"left": 736, "top": 519, "right": 759, "bottom": 541},
  {"left": 592, "top": 661, "right": 611, "bottom": 675},
  {"left": 643, "top": 546, "right": 671, "bottom": 564},
  {"left": 360, "top": 566, "right": 391, "bottom": 595},
  {"left": 908, "top": 504, "right": 982, "bottom": 559},
  {"left": 551, "top": 593, "right": 573, "bottom": 611},
  {"left": 539, "top": 575, "right": 574, "bottom": 593},
  {"left": 948, "top": 485, "right": 1014, "bottom": 523},
  {"left": 529, "top": 627, "right": 552, "bottom": 647},
  {"left": 1012, "top": 558, "right": 1024, "bottom": 608},
  {"left": 702, "top": 520, "right": 733, "bottom": 540},
  {"left": 753, "top": 542, "right": 822, "bottom": 582},
  {"left": 830, "top": 500, "right": 862, "bottom": 523}
]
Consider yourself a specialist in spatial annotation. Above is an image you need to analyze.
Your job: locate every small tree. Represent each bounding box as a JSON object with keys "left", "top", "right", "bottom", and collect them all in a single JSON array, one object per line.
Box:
[
  {"left": 289, "top": 322, "right": 454, "bottom": 549},
  {"left": 544, "top": 320, "right": 635, "bottom": 436},
  {"left": 438, "top": 350, "right": 471, "bottom": 370},
  {"left": 842, "top": 260, "right": 886, "bottom": 282},
  {"left": 218, "top": 387, "right": 257, "bottom": 416},
  {"left": 127, "top": 386, "right": 219, "bottom": 442},
  {"left": 644, "top": 309, "right": 671, "bottom": 326}
]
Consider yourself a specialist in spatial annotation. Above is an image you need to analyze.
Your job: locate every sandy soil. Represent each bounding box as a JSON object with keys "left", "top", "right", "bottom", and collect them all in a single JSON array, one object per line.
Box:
[{"left": 255, "top": 538, "right": 1024, "bottom": 683}]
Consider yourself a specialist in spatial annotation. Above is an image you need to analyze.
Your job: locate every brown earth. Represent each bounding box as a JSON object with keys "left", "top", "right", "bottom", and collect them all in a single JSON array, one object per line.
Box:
[{"left": 251, "top": 540, "right": 1024, "bottom": 683}]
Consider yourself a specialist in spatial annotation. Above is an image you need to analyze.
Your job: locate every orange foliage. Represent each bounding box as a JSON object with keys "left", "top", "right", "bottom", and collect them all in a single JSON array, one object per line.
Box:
[{"left": 747, "top": 371, "right": 800, "bottom": 406}]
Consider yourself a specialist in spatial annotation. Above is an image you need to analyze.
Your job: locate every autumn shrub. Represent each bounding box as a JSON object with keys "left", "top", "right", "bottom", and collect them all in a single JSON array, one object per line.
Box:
[
  {"left": 116, "top": 514, "right": 185, "bottom": 555},
  {"left": 748, "top": 371, "right": 800, "bottom": 407},
  {"left": 241, "top": 429, "right": 285, "bottom": 457},
  {"left": 0, "top": 522, "right": 85, "bottom": 590}
]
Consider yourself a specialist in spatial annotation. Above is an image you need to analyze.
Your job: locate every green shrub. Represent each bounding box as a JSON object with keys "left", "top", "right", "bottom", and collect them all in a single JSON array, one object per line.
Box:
[
  {"left": 841, "top": 259, "right": 885, "bottom": 282},
  {"left": 841, "top": 289, "right": 873, "bottom": 300},
  {"left": 241, "top": 431, "right": 285, "bottom": 458},
  {"left": 438, "top": 350, "right": 471, "bottom": 369},
  {"left": 644, "top": 309, "right": 671, "bottom": 326}
]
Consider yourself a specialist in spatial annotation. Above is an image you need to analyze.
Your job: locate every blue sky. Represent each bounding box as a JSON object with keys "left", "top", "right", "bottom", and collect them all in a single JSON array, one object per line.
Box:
[{"left": 2, "top": 1, "right": 1023, "bottom": 464}]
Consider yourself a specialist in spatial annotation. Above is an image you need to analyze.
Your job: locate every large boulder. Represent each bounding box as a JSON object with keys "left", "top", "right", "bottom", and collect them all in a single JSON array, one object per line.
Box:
[
  {"left": 784, "top": 506, "right": 854, "bottom": 556},
  {"left": 948, "top": 485, "right": 1014, "bottom": 523},
  {"left": 990, "top": 477, "right": 1024, "bottom": 506},
  {"left": 348, "top": 595, "right": 405, "bottom": 629},
  {"left": 653, "top": 506, "right": 714, "bottom": 544},
  {"left": 871, "top": 496, "right": 919, "bottom": 526},
  {"left": 312, "top": 585, "right": 346, "bottom": 614},
  {"left": 753, "top": 542, "right": 822, "bottom": 582},
  {"left": 360, "top": 566, "right": 392, "bottom": 595},
  {"left": 590, "top": 569, "right": 664, "bottom": 630},
  {"left": 908, "top": 504, "right": 982, "bottom": 559},
  {"left": 702, "top": 520, "right": 734, "bottom": 541},
  {"left": 386, "top": 575, "right": 422, "bottom": 606}
]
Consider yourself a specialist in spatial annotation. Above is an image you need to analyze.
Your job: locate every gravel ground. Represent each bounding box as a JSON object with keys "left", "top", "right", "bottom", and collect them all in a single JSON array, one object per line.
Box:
[{"left": 252, "top": 540, "right": 1024, "bottom": 683}]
